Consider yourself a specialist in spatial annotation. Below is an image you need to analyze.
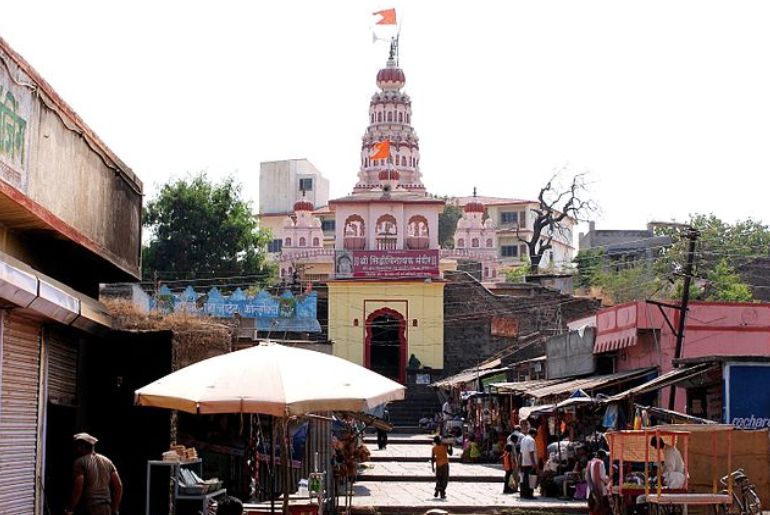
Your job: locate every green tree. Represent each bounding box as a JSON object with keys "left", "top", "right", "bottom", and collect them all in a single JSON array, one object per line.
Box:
[
  {"left": 576, "top": 213, "right": 766, "bottom": 304},
  {"left": 438, "top": 202, "right": 463, "bottom": 249},
  {"left": 574, "top": 248, "right": 605, "bottom": 288},
  {"left": 143, "top": 172, "right": 275, "bottom": 283},
  {"left": 702, "top": 259, "right": 753, "bottom": 302},
  {"left": 595, "top": 264, "right": 660, "bottom": 304},
  {"left": 654, "top": 213, "right": 768, "bottom": 301}
]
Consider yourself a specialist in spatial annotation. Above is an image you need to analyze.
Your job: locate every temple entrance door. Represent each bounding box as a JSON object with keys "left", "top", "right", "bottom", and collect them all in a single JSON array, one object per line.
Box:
[{"left": 365, "top": 308, "right": 406, "bottom": 384}]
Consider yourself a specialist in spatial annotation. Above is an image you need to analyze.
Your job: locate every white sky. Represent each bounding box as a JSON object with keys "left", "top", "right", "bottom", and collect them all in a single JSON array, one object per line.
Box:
[{"left": 2, "top": 0, "right": 770, "bottom": 234}]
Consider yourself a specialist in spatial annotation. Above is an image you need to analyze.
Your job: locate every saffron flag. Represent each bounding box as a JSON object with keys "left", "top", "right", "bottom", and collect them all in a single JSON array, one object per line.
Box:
[
  {"left": 370, "top": 140, "right": 390, "bottom": 160},
  {"left": 373, "top": 8, "right": 397, "bottom": 25}
]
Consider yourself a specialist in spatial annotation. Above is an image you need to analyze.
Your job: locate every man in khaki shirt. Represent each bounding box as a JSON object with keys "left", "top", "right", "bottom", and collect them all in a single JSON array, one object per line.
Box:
[{"left": 65, "top": 433, "right": 123, "bottom": 515}]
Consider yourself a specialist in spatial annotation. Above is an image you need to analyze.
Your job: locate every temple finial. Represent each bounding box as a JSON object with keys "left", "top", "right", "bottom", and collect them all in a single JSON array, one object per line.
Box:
[{"left": 473, "top": 186, "right": 477, "bottom": 198}]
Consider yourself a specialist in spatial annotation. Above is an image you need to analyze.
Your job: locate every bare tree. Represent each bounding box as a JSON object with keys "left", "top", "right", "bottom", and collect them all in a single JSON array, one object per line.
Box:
[{"left": 518, "top": 172, "right": 596, "bottom": 273}]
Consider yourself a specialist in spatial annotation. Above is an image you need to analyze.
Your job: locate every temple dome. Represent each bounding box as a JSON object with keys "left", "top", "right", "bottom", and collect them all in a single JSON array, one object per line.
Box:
[
  {"left": 293, "top": 198, "right": 314, "bottom": 212},
  {"left": 377, "top": 61, "right": 405, "bottom": 91}
]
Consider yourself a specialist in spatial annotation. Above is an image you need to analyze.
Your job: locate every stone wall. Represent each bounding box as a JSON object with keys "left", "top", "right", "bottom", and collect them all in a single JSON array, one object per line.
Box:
[{"left": 442, "top": 270, "right": 599, "bottom": 376}]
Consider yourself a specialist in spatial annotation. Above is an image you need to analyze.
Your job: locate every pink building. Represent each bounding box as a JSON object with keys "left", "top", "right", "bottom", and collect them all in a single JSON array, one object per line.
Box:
[{"left": 594, "top": 300, "right": 770, "bottom": 410}]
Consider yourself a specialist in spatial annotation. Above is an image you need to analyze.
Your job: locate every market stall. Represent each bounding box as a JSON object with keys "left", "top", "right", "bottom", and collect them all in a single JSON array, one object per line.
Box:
[{"left": 606, "top": 428, "right": 734, "bottom": 515}]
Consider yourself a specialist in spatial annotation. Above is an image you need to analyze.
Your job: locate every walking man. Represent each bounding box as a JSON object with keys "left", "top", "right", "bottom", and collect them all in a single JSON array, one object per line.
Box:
[
  {"left": 519, "top": 427, "right": 538, "bottom": 499},
  {"left": 431, "top": 435, "right": 452, "bottom": 499},
  {"left": 64, "top": 433, "right": 122, "bottom": 515}
]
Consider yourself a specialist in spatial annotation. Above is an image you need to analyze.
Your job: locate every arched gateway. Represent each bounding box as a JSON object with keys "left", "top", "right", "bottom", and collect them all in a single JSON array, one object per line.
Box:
[{"left": 365, "top": 308, "right": 406, "bottom": 383}]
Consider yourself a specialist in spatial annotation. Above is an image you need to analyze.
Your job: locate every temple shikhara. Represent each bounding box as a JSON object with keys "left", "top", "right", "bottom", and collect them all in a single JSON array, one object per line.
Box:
[{"left": 258, "top": 38, "right": 575, "bottom": 383}]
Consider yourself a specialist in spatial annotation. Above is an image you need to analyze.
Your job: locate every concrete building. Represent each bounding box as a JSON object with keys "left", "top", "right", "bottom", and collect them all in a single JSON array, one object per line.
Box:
[
  {"left": 0, "top": 37, "right": 151, "bottom": 514},
  {"left": 578, "top": 221, "right": 671, "bottom": 262},
  {"left": 259, "top": 158, "right": 329, "bottom": 215},
  {"left": 450, "top": 196, "right": 576, "bottom": 271},
  {"left": 258, "top": 159, "right": 334, "bottom": 259},
  {"left": 593, "top": 300, "right": 770, "bottom": 412}
]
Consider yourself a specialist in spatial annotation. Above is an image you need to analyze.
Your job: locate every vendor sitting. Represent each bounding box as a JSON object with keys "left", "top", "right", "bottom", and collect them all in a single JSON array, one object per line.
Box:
[{"left": 650, "top": 436, "right": 686, "bottom": 489}]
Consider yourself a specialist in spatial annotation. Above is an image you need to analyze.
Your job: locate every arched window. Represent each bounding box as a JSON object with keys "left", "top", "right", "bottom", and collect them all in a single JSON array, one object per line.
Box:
[
  {"left": 406, "top": 114, "right": 410, "bottom": 123},
  {"left": 344, "top": 215, "right": 366, "bottom": 250},
  {"left": 398, "top": 112, "right": 403, "bottom": 122},
  {"left": 472, "top": 238, "right": 479, "bottom": 248},
  {"left": 377, "top": 112, "right": 382, "bottom": 122},
  {"left": 407, "top": 215, "right": 429, "bottom": 249},
  {"left": 312, "top": 237, "right": 320, "bottom": 247},
  {"left": 387, "top": 112, "right": 393, "bottom": 122},
  {"left": 285, "top": 237, "right": 292, "bottom": 247},
  {"left": 484, "top": 267, "right": 489, "bottom": 278},
  {"left": 299, "top": 237, "right": 306, "bottom": 247},
  {"left": 457, "top": 238, "right": 465, "bottom": 248},
  {"left": 486, "top": 238, "right": 493, "bottom": 248},
  {"left": 375, "top": 214, "right": 398, "bottom": 250},
  {"left": 280, "top": 268, "right": 285, "bottom": 277},
  {"left": 370, "top": 113, "right": 374, "bottom": 123}
]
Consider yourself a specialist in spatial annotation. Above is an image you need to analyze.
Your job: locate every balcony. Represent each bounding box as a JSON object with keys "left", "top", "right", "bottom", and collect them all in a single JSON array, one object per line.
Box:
[
  {"left": 406, "top": 236, "right": 429, "bottom": 250},
  {"left": 376, "top": 237, "right": 398, "bottom": 251},
  {"left": 344, "top": 236, "right": 367, "bottom": 250}
]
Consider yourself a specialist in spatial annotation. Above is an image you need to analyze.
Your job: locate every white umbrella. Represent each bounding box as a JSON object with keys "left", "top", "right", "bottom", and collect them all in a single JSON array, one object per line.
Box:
[
  {"left": 135, "top": 341, "right": 405, "bottom": 514},
  {"left": 135, "top": 340, "right": 406, "bottom": 416}
]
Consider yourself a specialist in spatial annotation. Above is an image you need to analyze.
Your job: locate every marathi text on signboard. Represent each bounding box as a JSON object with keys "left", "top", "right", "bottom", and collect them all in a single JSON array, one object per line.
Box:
[
  {"left": 151, "top": 286, "right": 321, "bottom": 332},
  {"left": 0, "top": 53, "right": 31, "bottom": 192},
  {"left": 335, "top": 249, "right": 440, "bottom": 278}
]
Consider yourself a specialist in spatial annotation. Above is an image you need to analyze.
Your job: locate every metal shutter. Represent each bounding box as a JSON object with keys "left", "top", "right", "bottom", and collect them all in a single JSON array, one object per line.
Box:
[
  {"left": 0, "top": 313, "right": 42, "bottom": 514},
  {"left": 46, "top": 329, "right": 78, "bottom": 407}
]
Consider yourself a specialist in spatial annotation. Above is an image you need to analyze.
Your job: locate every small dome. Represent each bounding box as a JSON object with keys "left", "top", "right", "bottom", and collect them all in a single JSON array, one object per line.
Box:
[
  {"left": 464, "top": 200, "right": 485, "bottom": 214},
  {"left": 293, "top": 198, "right": 314, "bottom": 212},
  {"left": 378, "top": 169, "right": 400, "bottom": 181},
  {"left": 377, "top": 63, "right": 405, "bottom": 91}
]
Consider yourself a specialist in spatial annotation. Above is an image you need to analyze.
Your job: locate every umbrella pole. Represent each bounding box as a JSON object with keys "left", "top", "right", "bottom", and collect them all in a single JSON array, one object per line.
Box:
[
  {"left": 270, "top": 416, "right": 275, "bottom": 514},
  {"left": 283, "top": 417, "right": 290, "bottom": 515}
]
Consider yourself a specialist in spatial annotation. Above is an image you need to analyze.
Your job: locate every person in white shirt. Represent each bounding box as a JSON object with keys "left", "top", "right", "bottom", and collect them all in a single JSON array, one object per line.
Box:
[
  {"left": 441, "top": 400, "right": 453, "bottom": 435},
  {"left": 650, "top": 436, "right": 686, "bottom": 489},
  {"left": 586, "top": 450, "right": 610, "bottom": 515},
  {"left": 518, "top": 427, "right": 538, "bottom": 498}
]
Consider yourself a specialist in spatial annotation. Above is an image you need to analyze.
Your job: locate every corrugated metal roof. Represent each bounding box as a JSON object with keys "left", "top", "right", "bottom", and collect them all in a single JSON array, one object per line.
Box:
[
  {"left": 489, "top": 378, "right": 564, "bottom": 394},
  {"left": 604, "top": 364, "right": 718, "bottom": 403},
  {"left": 526, "top": 368, "right": 656, "bottom": 399},
  {"left": 431, "top": 362, "right": 507, "bottom": 389}
]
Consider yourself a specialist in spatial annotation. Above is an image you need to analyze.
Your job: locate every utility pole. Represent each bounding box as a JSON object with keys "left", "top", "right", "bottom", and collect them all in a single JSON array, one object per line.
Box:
[{"left": 668, "top": 226, "right": 699, "bottom": 410}]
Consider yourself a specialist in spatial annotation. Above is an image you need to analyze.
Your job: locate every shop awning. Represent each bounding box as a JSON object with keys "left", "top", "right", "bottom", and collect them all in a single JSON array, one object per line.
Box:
[
  {"left": 525, "top": 368, "right": 656, "bottom": 399},
  {"left": 594, "top": 327, "right": 638, "bottom": 353},
  {"left": 603, "top": 363, "right": 719, "bottom": 403},
  {"left": 488, "top": 378, "right": 565, "bottom": 394},
  {"left": 430, "top": 363, "right": 508, "bottom": 389}
]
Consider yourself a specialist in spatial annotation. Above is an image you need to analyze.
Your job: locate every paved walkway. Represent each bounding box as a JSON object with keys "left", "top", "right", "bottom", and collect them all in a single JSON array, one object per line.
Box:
[
  {"left": 352, "top": 429, "right": 587, "bottom": 514},
  {"left": 351, "top": 481, "right": 585, "bottom": 513},
  {"left": 366, "top": 443, "right": 460, "bottom": 461},
  {"left": 359, "top": 460, "right": 502, "bottom": 480}
]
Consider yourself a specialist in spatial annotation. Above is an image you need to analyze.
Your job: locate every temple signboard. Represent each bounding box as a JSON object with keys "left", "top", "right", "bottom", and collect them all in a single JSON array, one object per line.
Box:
[
  {"left": 151, "top": 286, "right": 321, "bottom": 332},
  {"left": 335, "top": 249, "right": 440, "bottom": 278},
  {"left": 0, "top": 51, "right": 31, "bottom": 192}
]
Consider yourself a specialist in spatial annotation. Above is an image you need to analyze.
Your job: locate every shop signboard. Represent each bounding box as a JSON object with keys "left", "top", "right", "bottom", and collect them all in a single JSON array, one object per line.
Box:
[
  {"left": 482, "top": 372, "right": 508, "bottom": 392},
  {"left": 0, "top": 49, "right": 32, "bottom": 192},
  {"left": 724, "top": 362, "right": 770, "bottom": 429},
  {"left": 335, "top": 249, "right": 439, "bottom": 278},
  {"left": 151, "top": 285, "right": 321, "bottom": 332}
]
